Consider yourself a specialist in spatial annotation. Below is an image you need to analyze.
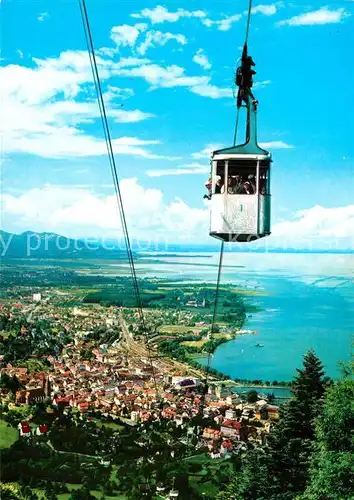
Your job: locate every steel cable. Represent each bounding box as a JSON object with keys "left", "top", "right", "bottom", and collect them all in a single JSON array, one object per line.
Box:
[{"left": 78, "top": 0, "right": 159, "bottom": 395}]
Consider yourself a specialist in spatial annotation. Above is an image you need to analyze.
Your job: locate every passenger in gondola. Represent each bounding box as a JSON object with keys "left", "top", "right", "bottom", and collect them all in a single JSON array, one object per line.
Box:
[
  {"left": 244, "top": 174, "right": 256, "bottom": 194},
  {"left": 228, "top": 175, "right": 245, "bottom": 194},
  {"left": 216, "top": 176, "right": 224, "bottom": 194},
  {"left": 235, "top": 174, "right": 245, "bottom": 194},
  {"left": 203, "top": 177, "right": 212, "bottom": 200},
  {"left": 227, "top": 177, "right": 235, "bottom": 194}
]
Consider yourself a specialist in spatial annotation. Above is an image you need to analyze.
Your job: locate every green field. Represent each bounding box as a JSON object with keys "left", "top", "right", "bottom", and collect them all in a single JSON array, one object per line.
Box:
[
  {"left": 57, "top": 483, "right": 127, "bottom": 500},
  {"left": 0, "top": 420, "right": 19, "bottom": 449},
  {"left": 33, "top": 484, "right": 127, "bottom": 500},
  {"left": 184, "top": 453, "right": 231, "bottom": 497},
  {"left": 159, "top": 324, "right": 202, "bottom": 334},
  {"left": 93, "top": 420, "right": 124, "bottom": 432},
  {"left": 58, "top": 491, "right": 126, "bottom": 500}
]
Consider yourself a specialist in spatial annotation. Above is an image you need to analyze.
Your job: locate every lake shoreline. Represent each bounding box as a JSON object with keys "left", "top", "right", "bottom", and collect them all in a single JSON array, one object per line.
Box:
[{"left": 142, "top": 252, "right": 353, "bottom": 381}]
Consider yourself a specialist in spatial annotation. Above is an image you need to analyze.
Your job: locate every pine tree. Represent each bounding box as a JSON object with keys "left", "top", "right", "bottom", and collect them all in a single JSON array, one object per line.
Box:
[
  {"left": 291, "top": 349, "right": 326, "bottom": 432},
  {"left": 265, "top": 401, "right": 313, "bottom": 497},
  {"left": 302, "top": 372, "right": 354, "bottom": 499},
  {"left": 264, "top": 350, "right": 326, "bottom": 497},
  {"left": 223, "top": 350, "right": 327, "bottom": 499},
  {"left": 217, "top": 449, "right": 269, "bottom": 499}
]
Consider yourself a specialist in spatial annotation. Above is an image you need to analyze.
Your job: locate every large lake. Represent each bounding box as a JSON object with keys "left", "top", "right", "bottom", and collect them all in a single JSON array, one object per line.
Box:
[{"left": 128, "top": 252, "right": 354, "bottom": 381}]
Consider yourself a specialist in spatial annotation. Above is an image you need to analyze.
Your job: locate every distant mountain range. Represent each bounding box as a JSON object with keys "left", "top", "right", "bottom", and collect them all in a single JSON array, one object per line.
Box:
[
  {"left": 0, "top": 230, "right": 127, "bottom": 260},
  {"left": 0, "top": 230, "right": 352, "bottom": 259}
]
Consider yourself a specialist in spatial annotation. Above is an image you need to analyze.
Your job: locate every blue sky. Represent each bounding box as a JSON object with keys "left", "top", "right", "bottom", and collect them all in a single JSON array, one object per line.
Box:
[{"left": 1, "top": 0, "right": 353, "bottom": 250}]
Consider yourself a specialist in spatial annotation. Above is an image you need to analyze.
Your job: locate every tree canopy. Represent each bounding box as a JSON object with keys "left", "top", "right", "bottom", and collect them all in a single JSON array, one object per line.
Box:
[{"left": 302, "top": 373, "right": 354, "bottom": 499}]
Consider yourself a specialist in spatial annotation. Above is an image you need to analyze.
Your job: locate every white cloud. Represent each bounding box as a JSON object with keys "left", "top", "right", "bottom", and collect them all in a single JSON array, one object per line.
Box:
[
  {"left": 278, "top": 7, "right": 350, "bottom": 26},
  {"left": 3, "top": 51, "right": 95, "bottom": 105},
  {"left": 202, "top": 13, "right": 242, "bottom": 31},
  {"left": 217, "top": 14, "right": 243, "bottom": 31},
  {"left": 110, "top": 109, "right": 155, "bottom": 123},
  {"left": 200, "top": 19, "right": 213, "bottom": 28},
  {"left": 37, "top": 12, "right": 49, "bottom": 22},
  {"left": 193, "top": 49, "right": 211, "bottom": 70},
  {"left": 273, "top": 205, "right": 354, "bottom": 239},
  {"left": 116, "top": 56, "right": 152, "bottom": 67},
  {"left": 190, "top": 83, "right": 231, "bottom": 98},
  {"left": 131, "top": 5, "right": 207, "bottom": 24},
  {"left": 259, "top": 141, "right": 294, "bottom": 149},
  {"left": 110, "top": 23, "right": 148, "bottom": 48},
  {"left": 6, "top": 132, "right": 176, "bottom": 160},
  {"left": 202, "top": 4, "right": 280, "bottom": 32},
  {"left": 190, "top": 140, "right": 293, "bottom": 158},
  {"left": 1, "top": 41, "right": 236, "bottom": 161},
  {"left": 97, "top": 47, "right": 118, "bottom": 58},
  {"left": 1, "top": 180, "right": 209, "bottom": 242},
  {"left": 137, "top": 31, "right": 187, "bottom": 56},
  {"left": 32, "top": 98, "right": 153, "bottom": 126},
  {"left": 250, "top": 4, "right": 278, "bottom": 16},
  {"left": 3, "top": 184, "right": 352, "bottom": 247},
  {"left": 103, "top": 85, "right": 135, "bottom": 101},
  {"left": 17, "top": 49, "right": 24, "bottom": 59},
  {"left": 0, "top": 51, "right": 163, "bottom": 159},
  {"left": 114, "top": 62, "right": 231, "bottom": 98},
  {"left": 146, "top": 163, "right": 209, "bottom": 177},
  {"left": 191, "top": 143, "right": 225, "bottom": 159},
  {"left": 254, "top": 79, "right": 271, "bottom": 88}
]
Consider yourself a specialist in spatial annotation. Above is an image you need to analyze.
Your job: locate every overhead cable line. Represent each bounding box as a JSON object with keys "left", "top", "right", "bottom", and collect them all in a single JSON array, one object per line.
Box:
[
  {"left": 78, "top": 0, "right": 159, "bottom": 395},
  {"left": 78, "top": 0, "right": 140, "bottom": 312},
  {"left": 244, "top": 0, "right": 253, "bottom": 46},
  {"left": 200, "top": 241, "right": 224, "bottom": 408}
]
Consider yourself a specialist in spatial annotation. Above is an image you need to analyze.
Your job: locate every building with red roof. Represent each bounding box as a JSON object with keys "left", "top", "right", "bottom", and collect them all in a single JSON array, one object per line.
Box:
[
  {"left": 18, "top": 421, "right": 31, "bottom": 437},
  {"left": 36, "top": 424, "right": 48, "bottom": 435},
  {"left": 221, "top": 419, "right": 241, "bottom": 438}
]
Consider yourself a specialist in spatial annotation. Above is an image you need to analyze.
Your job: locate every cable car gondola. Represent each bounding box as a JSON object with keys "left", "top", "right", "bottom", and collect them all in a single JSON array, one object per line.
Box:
[{"left": 209, "top": 43, "right": 272, "bottom": 243}]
